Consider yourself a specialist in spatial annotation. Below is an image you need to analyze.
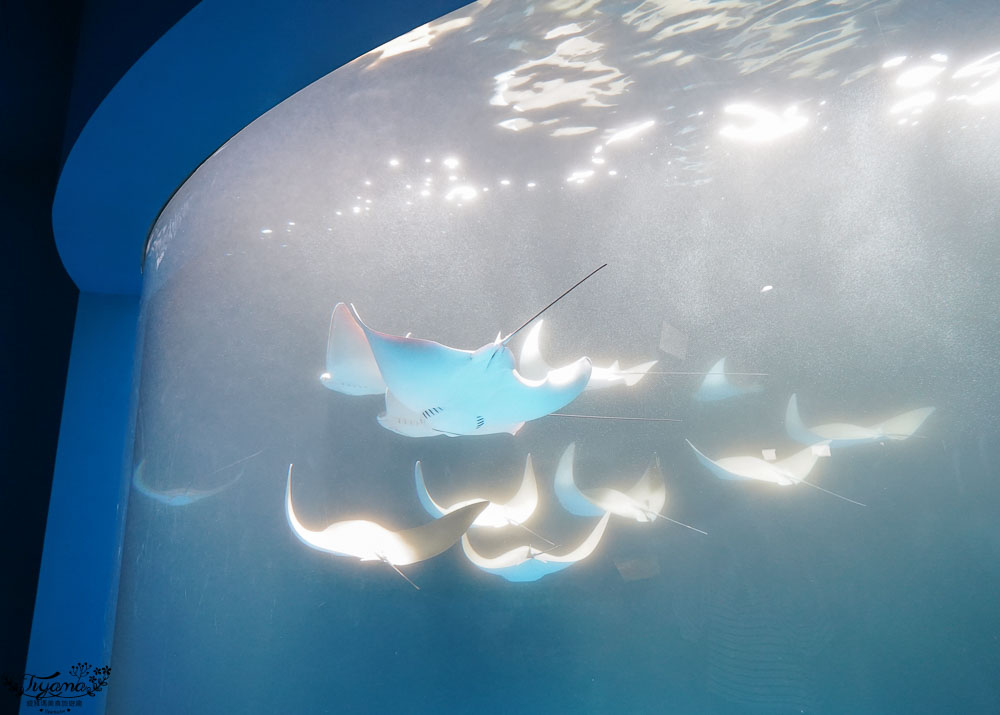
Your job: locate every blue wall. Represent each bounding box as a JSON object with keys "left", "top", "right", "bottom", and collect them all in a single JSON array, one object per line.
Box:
[{"left": 21, "top": 294, "right": 139, "bottom": 715}]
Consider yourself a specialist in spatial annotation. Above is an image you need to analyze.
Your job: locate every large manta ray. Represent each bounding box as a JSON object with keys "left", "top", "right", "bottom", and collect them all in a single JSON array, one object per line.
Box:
[{"left": 350, "top": 304, "right": 592, "bottom": 437}]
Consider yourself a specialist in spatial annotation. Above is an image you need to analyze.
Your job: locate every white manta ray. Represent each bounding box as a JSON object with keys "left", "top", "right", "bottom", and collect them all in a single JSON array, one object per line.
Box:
[
  {"left": 414, "top": 455, "right": 538, "bottom": 528},
  {"left": 320, "top": 302, "right": 387, "bottom": 396},
  {"left": 518, "top": 320, "right": 657, "bottom": 390},
  {"left": 686, "top": 439, "right": 820, "bottom": 486},
  {"left": 554, "top": 443, "right": 706, "bottom": 533},
  {"left": 686, "top": 440, "right": 865, "bottom": 505},
  {"left": 461, "top": 513, "right": 611, "bottom": 582},
  {"left": 785, "top": 394, "right": 935, "bottom": 449},
  {"left": 350, "top": 304, "right": 592, "bottom": 437},
  {"left": 695, "top": 358, "right": 763, "bottom": 402},
  {"left": 285, "top": 466, "right": 487, "bottom": 587}
]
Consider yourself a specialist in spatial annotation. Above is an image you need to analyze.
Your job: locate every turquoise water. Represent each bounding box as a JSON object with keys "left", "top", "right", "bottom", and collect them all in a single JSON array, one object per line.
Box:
[{"left": 112, "top": 1, "right": 1000, "bottom": 712}]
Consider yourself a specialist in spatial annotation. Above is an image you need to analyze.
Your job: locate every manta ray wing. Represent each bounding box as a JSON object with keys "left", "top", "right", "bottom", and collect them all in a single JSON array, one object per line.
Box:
[
  {"left": 321, "top": 303, "right": 386, "bottom": 396},
  {"left": 623, "top": 455, "right": 667, "bottom": 517},
  {"left": 392, "top": 501, "right": 489, "bottom": 564},
  {"left": 504, "top": 454, "right": 539, "bottom": 525},
  {"left": 776, "top": 446, "right": 822, "bottom": 481},
  {"left": 540, "top": 513, "right": 611, "bottom": 563},
  {"left": 615, "top": 359, "right": 659, "bottom": 388},
  {"left": 554, "top": 443, "right": 606, "bottom": 517},
  {"left": 517, "top": 321, "right": 549, "bottom": 381},
  {"left": 286, "top": 470, "right": 486, "bottom": 565},
  {"left": 785, "top": 393, "right": 826, "bottom": 445},
  {"left": 695, "top": 358, "right": 737, "bottom": 402},
  {"left": 686, "top": 440, "right": 754, "bottom": 482},
  {"left": 876, "top": 407, "right": 934, "bottom": 440},
  {"left": 413, "top": 461, "right": 448, "bottom": 518},
  {"left": 350, "top": 304, "right": 474, "bottom": 414},
  {"left": 696, "top": 358, "right": 763, "bottom": 402}
]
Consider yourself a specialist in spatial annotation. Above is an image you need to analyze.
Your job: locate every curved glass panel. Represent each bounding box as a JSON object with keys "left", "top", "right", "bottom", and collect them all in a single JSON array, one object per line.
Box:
[{"left": 115, "top": 1, "right": 1000, "bottom": 712}]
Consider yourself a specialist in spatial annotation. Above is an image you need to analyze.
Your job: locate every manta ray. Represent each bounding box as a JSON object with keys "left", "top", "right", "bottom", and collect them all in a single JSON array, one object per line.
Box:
[
  {"left": 350, "top": 304, "right": 592, "bottom": 437},
  {"left": 785, "top": 394, "right": 934, "bottom": 449},
  {"left": 517, "top": 320, "right": 657, "bottom": 390},
  {"left": 461, "top": 513, "right": 611, "bottom": 582},
  {"left": 285, "top": 465, "right": 487, "bottom": 588},
  {"left": 686, "top": 440, "right": 864, "bottom": 505},
  {"left": 414, "top": 455, "right": 538, "bottom": 528},
  {"left": 131, "top": 450, "right": 261, "bottom": 506},
  {"left": 695, "top": 358, "right": 763, "bottom": 402},
  {"left": 686, "top": 440, "right": 821, "bottom": 486},
  {"left": 554, "top": 443, "right": 706, "bottom": 533},
  {"left": 319, "top": 303, "right": 527, "bottom": 437}
]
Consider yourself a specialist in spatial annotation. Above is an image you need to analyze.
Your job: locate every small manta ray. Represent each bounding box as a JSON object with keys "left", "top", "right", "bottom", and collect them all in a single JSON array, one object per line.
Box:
[
  {"left": 131, "top": 450, "right": 261, "bottom": 506},
  {"left": 350, "top": 304, "right": 592, "bottom": 437},
  {"left": 517, "top": 320, "right": 658, "bottom": 391},
  {"left": 694, "top": 358, "right": 763, "bottom": 402},
  {"left": 461, "top": 513, "right": 611, "bottom": 582},
  {"left": 320, "top": 303, "right": 387, "bottom": 396},
  {"left": 554, "top": 443, "right": 706, "bottom": 533},
  {"left": 785, "top": 394, "right": 935, "bottom": 449},
  {"left": 285, "top": 465, "right": 487, "bottom": 589},
  {"left": 686, "top": 439, "right": 864, "bottom": 505},
  {"left": 414, "top": 455, "right": 539, "bottom": 529}
]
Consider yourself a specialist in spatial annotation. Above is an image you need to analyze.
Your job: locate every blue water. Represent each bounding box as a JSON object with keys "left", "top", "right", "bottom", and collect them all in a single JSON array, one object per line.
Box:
[{"left": 110, "top": 0, "right": 1000, "bottom": 712}]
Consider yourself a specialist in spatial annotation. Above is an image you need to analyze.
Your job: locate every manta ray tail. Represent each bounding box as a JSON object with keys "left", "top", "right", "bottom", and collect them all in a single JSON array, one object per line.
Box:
[
  {"left": 797, "top": 479, "right": 867, "bottom": 507},
  {"left": 648, "top": 510, "right": 708, "bottom": 535},
  {"left": 383, "top": 559, "right": 421, "bottom": 590},
  {"left": 501, "top": 264, "right": 607, "bottom": 345}
]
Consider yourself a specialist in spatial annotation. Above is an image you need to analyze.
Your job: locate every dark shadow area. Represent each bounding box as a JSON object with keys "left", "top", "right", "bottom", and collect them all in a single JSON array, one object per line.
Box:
[{"left": 0, "top": 0, "right": 197, "bottom": 694}]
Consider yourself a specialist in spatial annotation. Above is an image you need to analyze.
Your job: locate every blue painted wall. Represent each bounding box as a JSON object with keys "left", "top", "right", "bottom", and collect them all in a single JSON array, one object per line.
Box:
[{"left": 20, "top": 294, "right": 139, "bottom": 715}]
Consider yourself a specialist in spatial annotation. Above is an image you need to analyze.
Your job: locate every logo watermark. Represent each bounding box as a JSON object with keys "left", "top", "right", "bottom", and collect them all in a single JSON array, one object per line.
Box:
[{"left": 3, "top": 662, "right": 110, "bottom": 713}]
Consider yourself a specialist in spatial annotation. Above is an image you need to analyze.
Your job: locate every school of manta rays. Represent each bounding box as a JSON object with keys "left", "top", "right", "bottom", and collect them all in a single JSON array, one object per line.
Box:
[{"left": 137, "top": 265, "right": 934, "bottom": 588}]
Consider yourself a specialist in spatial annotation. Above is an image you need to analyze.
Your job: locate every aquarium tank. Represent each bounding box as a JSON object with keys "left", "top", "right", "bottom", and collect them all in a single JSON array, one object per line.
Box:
[{"left": 110, "top": 0, "right": 999, "bottom": 712}]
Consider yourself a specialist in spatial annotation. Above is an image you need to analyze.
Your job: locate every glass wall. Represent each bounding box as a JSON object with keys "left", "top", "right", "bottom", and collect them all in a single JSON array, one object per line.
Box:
[{"left": 111, "top": 1, "right": 1000, "bottom": 712}]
